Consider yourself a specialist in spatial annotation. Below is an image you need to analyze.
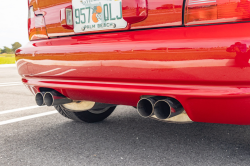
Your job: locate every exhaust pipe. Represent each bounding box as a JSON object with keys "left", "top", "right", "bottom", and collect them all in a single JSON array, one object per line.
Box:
[
  {"left": 35, "top": 92, "right": 45, "bottom": 106},
  {"left": 36, "top": 90, "right": 115, "bottom": 110},
  {"left": 63, "top": 101, "right": 116, "bottom": 112},
  {"left": 137, "top": 97, "right": 158, "bottom": 118},
  {"left": 44, "top": 91, "right": 72, "bottom": 106},
  {"left": 154, "top": 98, "right": 184, "bottom": 120}
]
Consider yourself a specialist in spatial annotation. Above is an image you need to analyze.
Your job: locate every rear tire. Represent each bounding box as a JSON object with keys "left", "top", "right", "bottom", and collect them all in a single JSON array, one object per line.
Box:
[{"left": 54, "top": 105, "right": 116, "bottom": 123}]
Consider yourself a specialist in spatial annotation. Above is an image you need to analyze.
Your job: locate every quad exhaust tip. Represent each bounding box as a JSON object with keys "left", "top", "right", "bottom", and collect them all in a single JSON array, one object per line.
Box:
[
  {"left": 44, "top": 92, "right": 54, "bottom": 106},
  {"left": 35, "top": 92, "right": 45, "bottom": 106},
  {"left": 153, "top": 99, "right": 184, "bottom": 120},
  {"left": 44, "top": 91, "right": 72, "bottom": 106},
  {"left": 154, "top": 99, "right": 172, "bottom": 119},
  {"left": 137, "top": 97, "right": 158, "bottom": 118}
]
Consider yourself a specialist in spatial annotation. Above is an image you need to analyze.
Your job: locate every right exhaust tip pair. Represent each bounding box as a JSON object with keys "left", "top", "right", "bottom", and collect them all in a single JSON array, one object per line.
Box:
[{"left": 137, "top": 97, "right": 184, "bottom": 120}]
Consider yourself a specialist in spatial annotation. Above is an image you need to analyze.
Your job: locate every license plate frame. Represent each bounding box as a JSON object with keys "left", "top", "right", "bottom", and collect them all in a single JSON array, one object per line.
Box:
[{"left": 72, "top": 0, "right": 128, "bottom": 33}]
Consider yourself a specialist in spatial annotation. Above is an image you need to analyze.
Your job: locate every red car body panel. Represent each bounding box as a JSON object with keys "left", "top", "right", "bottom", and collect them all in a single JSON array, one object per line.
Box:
[{"left": 16, "top": 21, "right": 250, "bottom": 125}]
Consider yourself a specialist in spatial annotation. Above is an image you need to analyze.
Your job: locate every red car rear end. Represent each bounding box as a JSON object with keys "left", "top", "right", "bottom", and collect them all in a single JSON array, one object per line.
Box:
[{"left": 16, "top": 0, "right": 250, "bottom": 125}]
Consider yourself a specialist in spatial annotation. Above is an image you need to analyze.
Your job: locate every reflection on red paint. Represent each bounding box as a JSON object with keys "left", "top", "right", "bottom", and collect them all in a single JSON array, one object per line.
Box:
[
  {"left": 227, "top": 42, "right": 250, "bottom": 67},
  {"left": 186, "top": 0, "right": 250, "bottom": 25},
  {"left": 122, "top": 0, "right": 148, "bottom": 24},
  {"left": 28, "top": 6, "right": 48, "bottom": 40}
]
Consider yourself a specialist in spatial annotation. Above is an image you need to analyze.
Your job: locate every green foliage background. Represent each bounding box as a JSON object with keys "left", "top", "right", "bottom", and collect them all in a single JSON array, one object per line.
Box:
[{"left": 0, "top": 42, "right": 22, "bottom": 64}]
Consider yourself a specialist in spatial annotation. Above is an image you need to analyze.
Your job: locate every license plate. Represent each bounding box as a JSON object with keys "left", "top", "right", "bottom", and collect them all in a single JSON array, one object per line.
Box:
[{"left": 72, "top": 0, "right": 128, "bottom": 33}]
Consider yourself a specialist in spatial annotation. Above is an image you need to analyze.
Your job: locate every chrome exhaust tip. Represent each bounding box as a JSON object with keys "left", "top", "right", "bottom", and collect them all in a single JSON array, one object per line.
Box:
[
  {"left": 44, "top": 91, "right": 72, "bottom": 106},
  {"left": 137, "top": 97, "right": 157, "bottom": 118},
  {"left": 35, "top": 92, "right": 45, "bottom": 106},
  {"left": 154, "top": 99, "right": 172, "bottom": 119},
  {"left": 154, "top": 99, "right": 184, "bottom": 120}
]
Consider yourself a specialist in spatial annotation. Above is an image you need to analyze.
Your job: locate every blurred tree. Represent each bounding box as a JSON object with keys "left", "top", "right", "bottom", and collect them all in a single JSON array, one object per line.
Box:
[
  {"left": 0, "top": 48, "right": 2, "bottom": 54},
  {"left": 2, "top": 46, "right": 13, "bottom": 54},
  {"left": 11, "top": 42, "right": 22, "bottom": 52}
]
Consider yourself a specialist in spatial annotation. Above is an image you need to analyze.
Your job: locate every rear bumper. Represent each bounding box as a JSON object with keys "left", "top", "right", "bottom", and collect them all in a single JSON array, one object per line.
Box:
[
  {"left": 22, "top": 77, "right": 250, "bottom": 125},
  {"left": 16, "top": 22, "right": 250, "bottom": 125}
]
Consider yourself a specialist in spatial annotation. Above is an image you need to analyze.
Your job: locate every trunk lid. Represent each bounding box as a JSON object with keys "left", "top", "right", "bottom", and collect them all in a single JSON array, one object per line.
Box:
[{"left": 29, "top": 0, "right": 183, "bottom": 39}]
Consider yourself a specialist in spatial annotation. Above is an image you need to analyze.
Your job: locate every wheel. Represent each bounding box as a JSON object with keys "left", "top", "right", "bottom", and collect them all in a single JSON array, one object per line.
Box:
[{"left": 54, "top": 105, "right": 116, "bottom": 123}]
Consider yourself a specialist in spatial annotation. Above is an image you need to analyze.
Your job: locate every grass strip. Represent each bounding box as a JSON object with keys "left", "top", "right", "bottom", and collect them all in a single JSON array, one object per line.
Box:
[
  {"left": 0, "top": 57, "right": 16, "bottom": 64},
  {"left": 0, "top": 54, "right": 15, "bottom": 57}
]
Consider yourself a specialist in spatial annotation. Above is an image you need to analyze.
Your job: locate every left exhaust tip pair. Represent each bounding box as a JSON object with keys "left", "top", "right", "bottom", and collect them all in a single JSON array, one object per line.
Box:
[{"left": 35, "top": 91, "right": 72, "bottom": 106}]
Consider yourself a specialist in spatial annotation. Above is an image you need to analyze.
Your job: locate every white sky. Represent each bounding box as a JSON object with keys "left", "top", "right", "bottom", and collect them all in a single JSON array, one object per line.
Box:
[{"left": 0, "top": 0, "right": 29, "bottom": 49}]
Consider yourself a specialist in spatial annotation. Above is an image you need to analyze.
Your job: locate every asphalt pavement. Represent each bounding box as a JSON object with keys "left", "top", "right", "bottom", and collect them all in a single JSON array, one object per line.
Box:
[{"left": 1, "top": 65, "right": 250, "bottom": 166}]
